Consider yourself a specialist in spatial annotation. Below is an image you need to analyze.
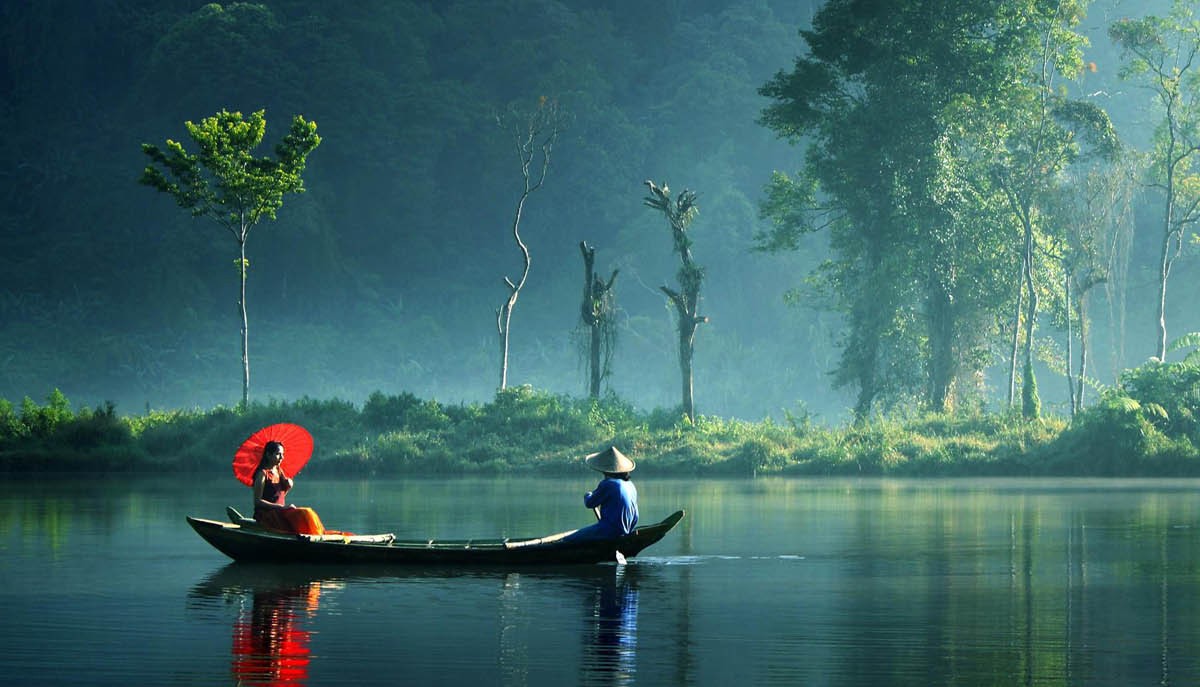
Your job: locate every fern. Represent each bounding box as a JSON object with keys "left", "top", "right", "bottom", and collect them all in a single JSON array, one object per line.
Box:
[{"left": 1167, "top": 332, "right": 1200, "bottom": 364}]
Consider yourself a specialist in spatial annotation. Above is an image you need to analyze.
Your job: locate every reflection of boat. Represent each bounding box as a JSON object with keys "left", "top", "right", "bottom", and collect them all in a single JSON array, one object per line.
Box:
[
  {"left": 188, "top": 558, "right": 661, "bottom": 601},
  {"left": 187, "top": 508, "right": 685, "bottom": 565}
]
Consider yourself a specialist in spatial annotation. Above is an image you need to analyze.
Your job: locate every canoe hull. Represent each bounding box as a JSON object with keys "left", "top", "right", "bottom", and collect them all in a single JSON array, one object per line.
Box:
[{"left": 187, "top": 510, "right": 685, "bottom": 565}]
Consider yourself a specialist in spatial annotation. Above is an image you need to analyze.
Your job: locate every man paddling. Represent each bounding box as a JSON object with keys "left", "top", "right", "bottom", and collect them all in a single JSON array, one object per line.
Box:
[{"left": 565, "top": 446, "right": 639, "bottom": 542}]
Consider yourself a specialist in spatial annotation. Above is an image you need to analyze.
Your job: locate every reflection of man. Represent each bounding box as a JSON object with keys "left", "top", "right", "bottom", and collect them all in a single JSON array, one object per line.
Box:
[
  {"left": 582, "top": 568, "right": 639, "bottom": 686},
  {"left": 231, "top": 582, "right": 321, "bottom": 686}
]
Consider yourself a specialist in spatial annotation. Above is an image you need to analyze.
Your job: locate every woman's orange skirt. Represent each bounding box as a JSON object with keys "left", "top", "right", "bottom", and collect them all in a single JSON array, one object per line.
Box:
[{"left": 255, "top": 506, "right": 325, "bottom": 535}]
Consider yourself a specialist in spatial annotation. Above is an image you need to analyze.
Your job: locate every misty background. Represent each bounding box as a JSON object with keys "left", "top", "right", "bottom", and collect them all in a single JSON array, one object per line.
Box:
[{"left": 0, "top": 0, "right": 1187, "bottom": 422}]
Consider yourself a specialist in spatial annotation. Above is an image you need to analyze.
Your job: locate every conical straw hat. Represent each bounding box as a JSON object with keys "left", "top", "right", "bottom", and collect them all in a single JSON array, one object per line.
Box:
[{"left": 584, "top": 446, "right": 636, "bottom": 474}]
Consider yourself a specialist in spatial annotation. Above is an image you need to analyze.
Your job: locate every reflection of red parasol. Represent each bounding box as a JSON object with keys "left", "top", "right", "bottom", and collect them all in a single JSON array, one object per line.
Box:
[
  {"left": 231, "top": 583, "right": 321, "bottom": 685},
  {"left": 232, "top": 424, "right": 314, "bottom": 486}
]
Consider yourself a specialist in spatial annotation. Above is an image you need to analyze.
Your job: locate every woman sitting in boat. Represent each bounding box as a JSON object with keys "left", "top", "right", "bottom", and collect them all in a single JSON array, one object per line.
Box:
[
  {"left": 252, "top": 441, "right": 325, "bottom": 535},
  {"left": 565, "top": 446, "right": 639, "bottom": 542}
]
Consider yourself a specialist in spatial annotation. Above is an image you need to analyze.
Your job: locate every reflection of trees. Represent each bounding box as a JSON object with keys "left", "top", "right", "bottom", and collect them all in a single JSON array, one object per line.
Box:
[
  {"left": 499, "top": 573, "right": 529, "bottom": 686},
  {"left": 671, "top": 501, "right": 696, "bottom": 685},
  {"left": 0, "top": 480, "right": 130, "bottom": 549},
  {"left": 671, "top": 561, "right": 696, "bottom": 685},
  {"left": 819, "top": 485, "right": 1200, "bottom": 685},
  {"left": 230, "top": 581, "right": 321, "bottom": 686}
]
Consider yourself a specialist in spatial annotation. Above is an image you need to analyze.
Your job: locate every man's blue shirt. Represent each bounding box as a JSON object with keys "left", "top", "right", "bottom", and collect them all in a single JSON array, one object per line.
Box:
[{"left": 584, "top": 477, "right": 639, "bottom": 537}]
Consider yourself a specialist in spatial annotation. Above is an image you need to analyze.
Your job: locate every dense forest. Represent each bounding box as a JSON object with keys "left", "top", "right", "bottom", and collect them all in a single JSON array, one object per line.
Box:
[{"left": 1, "top": 0, "right": 1197, "bottom": 429}]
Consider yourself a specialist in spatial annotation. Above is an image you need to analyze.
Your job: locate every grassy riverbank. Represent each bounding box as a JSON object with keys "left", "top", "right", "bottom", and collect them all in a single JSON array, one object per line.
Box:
[{"left": 3, "top": 357, "right": 1200, "bottom": 477}]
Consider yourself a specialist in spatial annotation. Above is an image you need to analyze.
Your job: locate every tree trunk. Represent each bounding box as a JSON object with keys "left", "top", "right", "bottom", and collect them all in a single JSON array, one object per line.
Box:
[
  {"left": 497, "top": 301, "right": 512, "bottom": 390},
  {"left": 590, "top": 323, "right": 602, "bottom": 398},
  {"left": 1156, "top": 219, "right": 1173, "bottom": 363},
  {"left": 679, "top": 321, "right": 695, "bottom": 421},
  {"left": 926, "top": 275, "right": 955, "bottom": 413},
  {"left": 238, "top": 237, "right": 250, "bottom": 409},
  {"left": 850, "top": 308, "right": 880, "bottom": 424},
  {"left": 579, "top": 242, "right": 618, "bottom": 399},
  {"left": 848, "top": 246, "right": 886, "bottom": 424},
  {"left": 1078, "top": 291, "right": 1090, "bottom": 411},
  {"left": 1065, "top": 273, "right": 1077, "bottom": 416},
  {"left": 494, "top": 102, "right": 558, "bottom": 392},
  {"left": 1007, "top": 259, "right": 1023, "bottom": 409},
  {"left": 1021, "top": 215, "right": 1040, "bottom": 420},
  {"left": 663, "top": 286, "right": 702, "bottom": 422},
  {"left": 497, "top": 193, "right": 531, "bottom": 391},
  {"left": 580, "top": 242, "right": 601, "bottom": 398},
  {"left": 643, "top": 181, "right": 704, "bottom": 422},
  {"left": 853, "top": 380, "right": 875, "bottom": 423},
  {"left": 1156, "top": 132, "right": 1181, "bottom": 362}
]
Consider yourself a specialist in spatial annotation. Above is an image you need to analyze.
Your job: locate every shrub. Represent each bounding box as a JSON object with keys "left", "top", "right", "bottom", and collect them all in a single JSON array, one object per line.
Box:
[
  {"left": 732, "top": 438, "right": 789, "bottom": 475},
  {"left": 20, "top": 389, "right": 75, "bottom": 438},
  {"left": 1119, "top": 360, "right": 1200, "bottom": 441},
  {"left": 1054, "top": 392, "right": 1156, "bottom": 474},
  {"left": 407, "top": 400, "right": 452, "bottom": 433},
  {"left": 0, "top": 399, "right": 25, "bottom": 442},
  {"left": 61, "top": 402, "right": 134, "bottom": 451},
  {"left": 362, "top": 391, "right": 422, "bottom": 431}
]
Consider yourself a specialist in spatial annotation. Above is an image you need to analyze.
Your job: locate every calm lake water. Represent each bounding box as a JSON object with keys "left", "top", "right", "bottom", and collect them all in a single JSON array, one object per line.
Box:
[{"left": 3, "top": 475, "right": 1200, "bottom": 686}]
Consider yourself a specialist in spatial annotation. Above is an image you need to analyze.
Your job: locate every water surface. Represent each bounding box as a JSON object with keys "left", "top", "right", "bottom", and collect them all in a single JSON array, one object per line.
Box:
[{"left": 3, "top": 476, "right": 1199, "bottom": 686}]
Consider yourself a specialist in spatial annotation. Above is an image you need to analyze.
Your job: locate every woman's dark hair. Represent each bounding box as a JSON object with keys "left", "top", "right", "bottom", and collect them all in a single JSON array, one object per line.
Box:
[{"left": 257, "top": 441, "right": 284, "bottom": 469}]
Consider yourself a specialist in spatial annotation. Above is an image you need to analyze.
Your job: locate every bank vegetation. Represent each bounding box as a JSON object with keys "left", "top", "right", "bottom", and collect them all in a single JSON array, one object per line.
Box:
[{"left": 3, "top": 356, "right": 1200, "bottom": 478}]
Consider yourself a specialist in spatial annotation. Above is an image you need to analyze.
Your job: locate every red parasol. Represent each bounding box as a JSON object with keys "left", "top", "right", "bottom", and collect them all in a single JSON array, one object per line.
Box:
[{"left": 232, "top": 423, "right": 314, "bottom": 486}]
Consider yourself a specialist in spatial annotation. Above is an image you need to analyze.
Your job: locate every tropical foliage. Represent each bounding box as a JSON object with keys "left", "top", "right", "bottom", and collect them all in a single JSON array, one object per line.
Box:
[
  {"left": 3, "top": 0, "right": 1200, "bottom": 469},
  {"left": 757, "top": 0, "right": 1122, "bottom": 422},
  {"left": 5, "top": 372, "right": 1200, "bottom": 476}
]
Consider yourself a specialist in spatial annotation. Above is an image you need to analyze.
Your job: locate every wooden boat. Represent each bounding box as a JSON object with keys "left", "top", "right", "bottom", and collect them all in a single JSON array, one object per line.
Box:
[{"left": 187, "top": 507, "right": 685, "bottom": 565}]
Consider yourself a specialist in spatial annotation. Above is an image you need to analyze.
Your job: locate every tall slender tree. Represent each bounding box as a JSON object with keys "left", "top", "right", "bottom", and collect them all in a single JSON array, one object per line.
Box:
[
  {"left": 644, "top": 180, "right": 706, "bottom": 422},
  {"left": 1044, "top": 151, "right": 1137, "bottom": 414},
  {"left": 495, "top": 97, "right": 561, "bottom": 391},
  {"left": 1110, "top": 1, "right": 1200, "bottom": 362},
  {"left": 989, "top": 1, "right": 1104, "bottom": 419},
  {"left": 139, "top": 109, "right": 320, "bottom": 407}
]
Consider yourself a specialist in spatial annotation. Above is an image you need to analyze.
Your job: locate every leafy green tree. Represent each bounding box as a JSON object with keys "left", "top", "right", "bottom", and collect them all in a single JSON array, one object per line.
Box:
[
  {"left": 759, "top": 0, "right": 1062, "bottom": 418},
  {"left": 140, "top": 109, "right": 321, "bottom": 407},
  {"left": 996, "top": 2, "right": 1113, "bottom": 420},
  {"left": 931, "top": 0, "right": 1113, "bottom": 419},
  {"left": 18, "top": 388, "right": 73, "bottom": 438},
  {"left": 139, "top": 3, "right": 293, "bottom": 116},
  {"left": 758, "top": 11, "right": 917, "bottom": 420},
  {"left": 1043, "top": 152, "right": 1139, "bottom": 414},
  {"left": 644, "top": 180, "right": 706, "bottom": 422},
  {"left": 758, "top": 0, "right": 1121, "bottom": 421},
  {"left": 1110, "top": 1, "right": 1200, "bottom": 362},
  {"left": 0, "top": 398, "right": 22, "bottom": 442}
]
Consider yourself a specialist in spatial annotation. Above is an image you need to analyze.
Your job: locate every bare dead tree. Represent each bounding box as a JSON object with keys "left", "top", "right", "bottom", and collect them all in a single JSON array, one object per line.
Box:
[
  {"left": 579, "top": 241, "right": 618, "bottom": 398},
  {"left": 643, "top": 179, "right": 706, "bottom": 421},
  {"left": 495, "top": 97, "right": 561, "bottom": 390}
]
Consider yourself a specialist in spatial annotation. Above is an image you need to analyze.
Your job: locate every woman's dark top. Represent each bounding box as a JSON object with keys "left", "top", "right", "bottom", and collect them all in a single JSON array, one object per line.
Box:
[{"left": 256, "top": 470, "right": 288, "bottom": 514}]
